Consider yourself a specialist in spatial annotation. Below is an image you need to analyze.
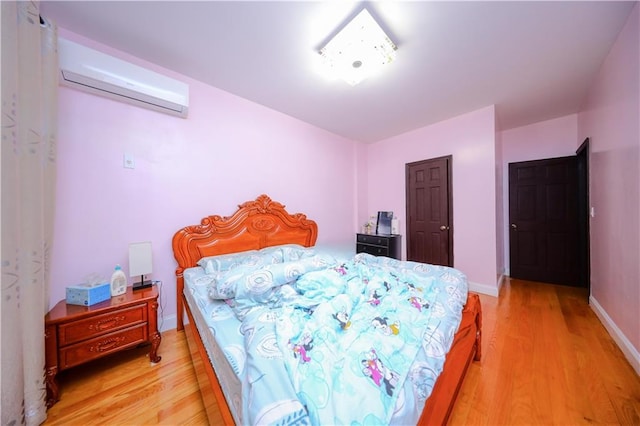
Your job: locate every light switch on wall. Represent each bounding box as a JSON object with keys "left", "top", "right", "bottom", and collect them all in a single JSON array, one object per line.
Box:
[
  {"left": 123, "top": 153, "right": 135, "bottom": 169},
  {"left": 590, "top": 206, "right": 596, "bottom": 218}
]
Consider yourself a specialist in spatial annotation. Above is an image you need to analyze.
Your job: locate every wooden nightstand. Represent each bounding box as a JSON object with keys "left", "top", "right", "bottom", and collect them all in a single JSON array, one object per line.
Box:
[
  {"left": 44, "top": 286, "right": 161, "bottom": 408},
  {"left": 356, "top": 233, "right": 401, "bottom": 260}
]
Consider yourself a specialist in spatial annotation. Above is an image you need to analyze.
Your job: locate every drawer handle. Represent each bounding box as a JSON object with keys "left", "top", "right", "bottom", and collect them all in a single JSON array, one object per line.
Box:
[
  {"left": 90, "top": 336, "right": 126, "bottom": 353},
  {"left": 90, "top": 315, "right": 126, "bottom": 331}
]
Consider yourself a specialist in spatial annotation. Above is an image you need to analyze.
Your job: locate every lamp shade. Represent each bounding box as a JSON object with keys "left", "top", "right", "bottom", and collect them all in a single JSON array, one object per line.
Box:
[{"left": 129, "top": 241, "right": 152, "bottom": 278}]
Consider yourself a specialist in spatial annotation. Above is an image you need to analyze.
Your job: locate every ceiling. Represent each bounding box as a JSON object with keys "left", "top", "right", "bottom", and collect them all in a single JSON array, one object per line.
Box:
[{"left": 40, "top": 1, "right": 636, "bottom": 143}]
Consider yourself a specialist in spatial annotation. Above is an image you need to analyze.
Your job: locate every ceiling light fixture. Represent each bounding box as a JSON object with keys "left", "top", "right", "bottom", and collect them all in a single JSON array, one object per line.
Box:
[{"left": 319, "top": 9, "right": 397, "bottom": 86}]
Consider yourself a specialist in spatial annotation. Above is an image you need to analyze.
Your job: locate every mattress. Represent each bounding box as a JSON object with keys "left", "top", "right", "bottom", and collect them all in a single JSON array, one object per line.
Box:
[{"left": 183, "top": 266, "right": 246, "bottom": 424}]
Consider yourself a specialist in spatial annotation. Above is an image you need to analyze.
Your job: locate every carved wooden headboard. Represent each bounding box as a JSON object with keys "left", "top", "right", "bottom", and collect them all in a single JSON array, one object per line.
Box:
[{"left": 172, "top": 194, "right": 318, "bottom": 329}]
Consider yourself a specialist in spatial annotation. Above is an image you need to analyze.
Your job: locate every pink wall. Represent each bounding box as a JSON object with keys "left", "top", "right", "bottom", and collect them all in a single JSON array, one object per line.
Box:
[
  {"left": 365, "top": 106, "right": 498, "bottom": 292},
  {"left": 51, "top": 31, "right": 359, "bottom": 327},
  {"left": 499, "top": 114, "right": 580, "bottom": 272},
  {"left": 355, "top": 142, "right": 369, "bottom": 232},
  {"left": 494, "top": 126, "right": 504, "bottom": 282},
  {"left": 578, "top": 4, "right": 639, "bottom": 359}
]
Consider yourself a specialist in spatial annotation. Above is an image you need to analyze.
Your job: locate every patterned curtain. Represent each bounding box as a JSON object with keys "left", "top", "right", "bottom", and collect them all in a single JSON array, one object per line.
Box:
[{"left": 1, "top": 1, "right": 58, "bottom": 425}]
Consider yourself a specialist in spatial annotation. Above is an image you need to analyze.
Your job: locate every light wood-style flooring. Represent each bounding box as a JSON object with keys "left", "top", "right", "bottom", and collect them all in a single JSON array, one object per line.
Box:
[{"left": 43, "top": 278, "right": 640, "bottom": 425}]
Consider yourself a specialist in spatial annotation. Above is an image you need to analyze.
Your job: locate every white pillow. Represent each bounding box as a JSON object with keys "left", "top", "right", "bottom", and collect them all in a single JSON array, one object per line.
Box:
[{"left": 197, "top": 250, "right": 260, "bottom": 275}]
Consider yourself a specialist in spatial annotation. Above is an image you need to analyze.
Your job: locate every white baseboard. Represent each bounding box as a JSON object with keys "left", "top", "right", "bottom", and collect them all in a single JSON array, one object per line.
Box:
[
  {"left": 158, "top": 313, "right": 177, "bottom": 332},
  {"left": 589, "top": 295, "right": 640, "bottom": 376},
  {"left": 469, "top": 280, "right": 499, "bottom": 297},
  {"left": 496, "top": 273, "right": 505, "bottom": 294}
]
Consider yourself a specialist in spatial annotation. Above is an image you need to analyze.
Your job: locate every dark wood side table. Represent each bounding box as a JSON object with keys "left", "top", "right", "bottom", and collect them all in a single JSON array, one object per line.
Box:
[
  {"left": 44, "top": 286, "right": 161, "bottom": 408},
  {"left": 356, "top": 233, "right": 401, "bottom": 260}
]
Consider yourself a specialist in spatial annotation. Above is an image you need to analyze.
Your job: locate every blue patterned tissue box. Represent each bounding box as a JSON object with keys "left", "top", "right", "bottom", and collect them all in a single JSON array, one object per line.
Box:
[{"left": 66, "top": 282, "right": 111, "bottom": 306}]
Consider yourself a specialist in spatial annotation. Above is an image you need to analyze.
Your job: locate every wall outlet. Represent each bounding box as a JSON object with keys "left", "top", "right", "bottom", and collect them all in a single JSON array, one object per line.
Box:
[{"left": 123, "top": 153, "right": 135, "bottom": 169}]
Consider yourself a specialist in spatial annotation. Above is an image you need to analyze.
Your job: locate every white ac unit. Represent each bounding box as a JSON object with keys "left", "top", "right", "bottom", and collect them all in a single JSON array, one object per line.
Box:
[{"left": 58, "top": 38, "right": 189, "bottom": 118}]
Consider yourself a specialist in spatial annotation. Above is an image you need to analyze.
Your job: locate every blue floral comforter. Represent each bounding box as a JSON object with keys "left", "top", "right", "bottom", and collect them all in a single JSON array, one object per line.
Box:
[{"left": 211, "top": 252, "right": 468, "bottom": 425}]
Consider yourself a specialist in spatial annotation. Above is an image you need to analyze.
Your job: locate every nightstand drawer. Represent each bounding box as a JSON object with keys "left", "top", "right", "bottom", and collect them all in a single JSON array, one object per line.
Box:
[
  {"left": 59, "top": 304, "right": 147, "bottom": 346},
  {"left": 357, "top": 234, "right": 390, "bottom": 246},
  {"left": 357, "top": 243, "right": 390, "bottom": 256},
  {"left": 59, "top": 324, "right": 148, "bottom": 369}
]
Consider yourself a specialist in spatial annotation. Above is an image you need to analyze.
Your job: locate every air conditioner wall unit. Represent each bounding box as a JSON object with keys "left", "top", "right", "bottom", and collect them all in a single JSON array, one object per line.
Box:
[{"left": 58, "top": 38, "right": 189, "bottom": 118}]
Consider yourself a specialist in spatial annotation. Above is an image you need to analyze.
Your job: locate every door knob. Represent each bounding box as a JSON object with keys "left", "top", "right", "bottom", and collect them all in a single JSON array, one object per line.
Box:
[
  {"left": 440, "top": 225, "right": 449, "bottom": 231},
  {"left": 511, "top": 223, "right": 517, "bottom": 229}
]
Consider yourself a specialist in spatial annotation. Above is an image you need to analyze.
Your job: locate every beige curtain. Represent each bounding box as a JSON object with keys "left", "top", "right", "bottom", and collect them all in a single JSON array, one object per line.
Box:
[{"left": 1, "top": 1, "right": 58, "bottom": 425}]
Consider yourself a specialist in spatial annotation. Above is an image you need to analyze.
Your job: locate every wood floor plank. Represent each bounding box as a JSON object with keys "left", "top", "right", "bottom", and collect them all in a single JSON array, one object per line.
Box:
[
  {"left": 449, "top": 278, "right": 640, "bottom": 426},
  {"left": 43, "top": 329, "right": 209, "bottom": 426},
  {"left": 43, "top": 278, "right": 640, "bottom": 425}
]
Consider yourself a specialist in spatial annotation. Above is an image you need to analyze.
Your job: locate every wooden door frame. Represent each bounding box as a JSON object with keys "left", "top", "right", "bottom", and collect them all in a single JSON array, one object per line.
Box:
[
  {"left": 405, "top": 155, "right": 454, "bottom": 267},
  {"left": 576, "top": 138, "right": 591, "bottom": 292}
]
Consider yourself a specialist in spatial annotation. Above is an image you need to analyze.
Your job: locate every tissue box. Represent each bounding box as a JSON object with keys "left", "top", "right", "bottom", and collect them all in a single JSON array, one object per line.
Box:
[{"left": 66, "top": 282, "right": 111, "bottom": 306}]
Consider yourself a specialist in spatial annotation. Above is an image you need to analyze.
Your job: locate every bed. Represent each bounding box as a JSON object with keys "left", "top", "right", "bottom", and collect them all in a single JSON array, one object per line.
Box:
[{"left": 173, "top": 194, "right": 481, "bottom": 425}]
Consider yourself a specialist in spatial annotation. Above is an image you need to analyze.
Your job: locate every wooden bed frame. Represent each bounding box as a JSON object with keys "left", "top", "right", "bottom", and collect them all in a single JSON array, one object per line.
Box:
[{"left": 173, "top": 194, "right": 481, "bottom": 425}]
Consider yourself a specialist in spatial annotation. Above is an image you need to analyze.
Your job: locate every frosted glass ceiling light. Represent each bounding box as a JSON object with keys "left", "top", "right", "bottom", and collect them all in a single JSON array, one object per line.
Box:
[{"left": 319, "top": 9, "right": 397, "bottom": 86}]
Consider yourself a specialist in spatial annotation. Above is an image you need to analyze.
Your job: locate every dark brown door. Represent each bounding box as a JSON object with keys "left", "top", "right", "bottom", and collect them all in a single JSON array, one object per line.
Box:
[
  {"left": 509, "top": 156, "right": 580, "bottom": 286},
  {"left": 406, "top": 156, "right": 453, "bottom": 266}
]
